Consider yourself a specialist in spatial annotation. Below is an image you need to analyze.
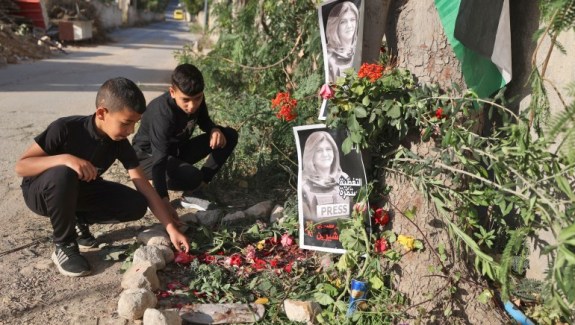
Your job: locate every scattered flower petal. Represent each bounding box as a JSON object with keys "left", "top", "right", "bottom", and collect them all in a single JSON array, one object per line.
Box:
[
  {"left": 281, "top": 233, "right": 294, "bottom": 247},
  {"left": 174, "top": 251, "right": 195, "bottom": 264}
]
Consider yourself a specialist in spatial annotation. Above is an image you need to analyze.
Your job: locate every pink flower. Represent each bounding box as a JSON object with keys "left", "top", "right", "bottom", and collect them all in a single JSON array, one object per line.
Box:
[
  {"left": 319, "top": 84, "right": 334, "bottom": 100},
  {"left": 281, "top": 233, "right": 294, "bottom": 247},
  {"left": 244, "top": 245, "right": 256, "bottom": 261}
]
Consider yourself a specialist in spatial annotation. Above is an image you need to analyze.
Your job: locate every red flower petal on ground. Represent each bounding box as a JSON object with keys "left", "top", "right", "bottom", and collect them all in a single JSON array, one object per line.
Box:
[
  {"left": 167, "top": 281, "right": 184, "bottom": 290},
  {"left": 156, "top": 290, "right": 171, "bottom": 299},
  {"left": 199, "top": 253, "right": 216, "bottom": 264},
  {"left": 373, "top": 208, "right": 390, "bottom": 226},
  {"left": 174, "top": 251, "right": 196, "bottom": 264},
  {"left": 436, "top": 107, "right": 445, "bottom": 119},
  {"left": 270, "top": 259, "right": 279, "bottom": 268},
  {"left": 267, "top": 237, "right": 279, "bottom": 246},
  {"left": 253, "top": 258, "right": 267, "bottom": 270},
  {"left": 281, "top": 233, "right": 294, "bottom": 247},
  {"left": 283, "top": 262, "right": 293, "bottom": 273},
  {"left": 228, "top": 254, "right": 243, "bottom": 267}
]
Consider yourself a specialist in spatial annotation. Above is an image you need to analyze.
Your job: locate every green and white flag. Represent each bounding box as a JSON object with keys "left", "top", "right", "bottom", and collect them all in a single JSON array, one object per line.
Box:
[{"left": 435, "top": 0, "right": 512, "bottom": 98}]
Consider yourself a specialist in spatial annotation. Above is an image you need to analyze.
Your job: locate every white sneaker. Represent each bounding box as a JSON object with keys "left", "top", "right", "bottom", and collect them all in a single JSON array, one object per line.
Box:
[{"left": 180, "top": 190, "right": 214, "bottom": 211}]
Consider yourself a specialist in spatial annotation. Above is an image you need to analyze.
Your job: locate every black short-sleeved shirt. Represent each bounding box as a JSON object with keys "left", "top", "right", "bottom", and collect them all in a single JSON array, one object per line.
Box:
[
  {"left": 22, "top": 114, "right": 139, "bottom": 183},
  {"left": 131, "top": 92, "right": 217, "bottom": 198}
]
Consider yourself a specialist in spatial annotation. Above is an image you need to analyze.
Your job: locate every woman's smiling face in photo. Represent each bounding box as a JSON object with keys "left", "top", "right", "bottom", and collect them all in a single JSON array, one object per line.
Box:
[
  {"left": 313, "top": 139, "right": 335, "bottom": 171},
  {"left": 338, "top": 9, "right": 357, "bottom": 45}
]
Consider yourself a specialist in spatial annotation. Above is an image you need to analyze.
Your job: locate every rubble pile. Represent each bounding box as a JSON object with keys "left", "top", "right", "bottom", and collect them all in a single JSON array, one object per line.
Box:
[
  {"left": 0, "top": 24, "right": 51, "bottom": 66},
  {"left": 0, "top": 0, "right": 51, "bottom": 66}
]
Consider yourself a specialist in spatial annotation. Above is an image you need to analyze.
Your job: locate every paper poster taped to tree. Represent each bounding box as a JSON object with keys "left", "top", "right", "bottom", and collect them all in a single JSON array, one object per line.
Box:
[{"left": 293, "top": 124, "right": 368, "bottom": 253}]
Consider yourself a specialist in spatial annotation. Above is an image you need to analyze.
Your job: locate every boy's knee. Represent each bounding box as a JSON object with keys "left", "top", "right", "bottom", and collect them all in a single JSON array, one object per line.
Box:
[
  {"left": 222, "top": 127, "right": 239, "bottom": 148},
  {"left": 124, "top": 192, "right": 148, "bottom": 221},
  {"left": 50, "top": 165, "right": 79, "bottom": 180}
]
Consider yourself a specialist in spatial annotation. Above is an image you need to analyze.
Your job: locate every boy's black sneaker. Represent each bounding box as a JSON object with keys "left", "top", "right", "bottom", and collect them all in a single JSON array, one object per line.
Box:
[
  {"left": 75, "top": 223, "right": 98, "bottom": 249},
  {"left": 51, "top": 241, "right": 91, "bottom": 277},
  {"left": 181, "top": 189, "right": 215, "bottom": 211}
]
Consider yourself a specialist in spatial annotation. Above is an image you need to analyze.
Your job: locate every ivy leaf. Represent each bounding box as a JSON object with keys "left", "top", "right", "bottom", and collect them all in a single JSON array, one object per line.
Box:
[
  {"left": 354, "top": 106, "right": 368, "bottom": 118},
  {"left": 387, "top": 105, "right": 401, "bottom": 118},
  {"left": 341, "top": 137, "right": 353, "bottom": 154},
  {"left": 350, "top": 131, "right": 362, "bottom": 143},
  {"left": 369, "top": 275, "right": 384, "bottom": 290},
  {"left": 362, "top": 96, "right": 370, "bottom": 106},
  {"left": 313, "top": 292, "right": 335, "bottom": 305}
]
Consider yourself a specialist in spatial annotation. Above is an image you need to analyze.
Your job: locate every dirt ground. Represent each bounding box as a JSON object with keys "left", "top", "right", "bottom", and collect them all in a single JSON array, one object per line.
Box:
[
  {"left": 0, "top": 163, "right": 171, "bottom": 324},
  {"left": 0, "top": 16, "right": 214, "bottom": 324},
  {"left": 0, "top": 158, "right": 271, "bottom": 325}
]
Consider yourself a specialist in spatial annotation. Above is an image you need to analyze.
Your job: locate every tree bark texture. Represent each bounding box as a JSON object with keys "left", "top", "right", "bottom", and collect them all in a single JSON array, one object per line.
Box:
[{"left": 366, "top": 0, "right": 519, "bottom": 323}]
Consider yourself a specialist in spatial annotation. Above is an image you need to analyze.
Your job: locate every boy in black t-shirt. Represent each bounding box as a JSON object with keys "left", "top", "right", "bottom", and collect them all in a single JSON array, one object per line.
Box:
[
  {"left": 132, "top": 64, "right": 238, "bottom": 211},
  {"left": 15, "top": 77, "right": 190, "bottom": 277}
]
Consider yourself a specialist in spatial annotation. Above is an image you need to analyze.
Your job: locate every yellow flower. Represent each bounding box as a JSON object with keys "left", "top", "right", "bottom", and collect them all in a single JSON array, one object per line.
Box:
[
  {"left": 330, "top": 277, "right": 342, "bottom": 288},
  {"left": 256, "top": 240, "right": 266, "bottom": 250},
  {"left": 255, "top": 297, "right": 269, "bottom": 305},
  {"left": 398, "top": 235, "right": 415, "bottom": 251}
]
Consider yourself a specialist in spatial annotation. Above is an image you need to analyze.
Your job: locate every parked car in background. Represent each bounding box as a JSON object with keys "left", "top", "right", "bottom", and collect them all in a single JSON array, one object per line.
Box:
[{"left": 173, "top": 9, "right": 184, "bottom": 20}]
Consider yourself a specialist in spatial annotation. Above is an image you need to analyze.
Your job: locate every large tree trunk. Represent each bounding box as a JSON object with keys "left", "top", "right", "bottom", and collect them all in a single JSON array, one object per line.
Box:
[{"left": 360, "top": 0, "right": 536, "bottom": 323}]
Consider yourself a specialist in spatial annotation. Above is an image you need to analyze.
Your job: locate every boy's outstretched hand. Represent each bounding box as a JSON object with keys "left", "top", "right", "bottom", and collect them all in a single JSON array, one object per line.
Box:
[
  {"left": 166, "top": 224, "right": 190, "bottom": 252},
  {"left": 209, "top": 128, "right": 226, "bottom": 149}
]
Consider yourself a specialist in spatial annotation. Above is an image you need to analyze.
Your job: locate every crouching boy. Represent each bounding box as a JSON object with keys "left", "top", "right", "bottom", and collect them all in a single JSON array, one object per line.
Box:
[{"left": 15, "top": 77, "right": 189, "bottom": 277}]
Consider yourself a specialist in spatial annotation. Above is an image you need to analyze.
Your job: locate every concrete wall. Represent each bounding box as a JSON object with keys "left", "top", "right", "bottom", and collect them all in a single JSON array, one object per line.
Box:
[
  {"left": 93, "top": 0, "right": 164, "bottom": 30},
  {"left": 92, "top": 1, "right": 123, "bottom": 30}
]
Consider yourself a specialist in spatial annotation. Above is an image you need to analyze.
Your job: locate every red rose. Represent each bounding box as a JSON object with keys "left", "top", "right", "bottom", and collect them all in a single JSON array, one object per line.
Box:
[
  {"left": 373, "top": 208, "right": 390, "bottom": 226},
  {"left": 374, "top": 238, "right": 389, "bottom": 253}
]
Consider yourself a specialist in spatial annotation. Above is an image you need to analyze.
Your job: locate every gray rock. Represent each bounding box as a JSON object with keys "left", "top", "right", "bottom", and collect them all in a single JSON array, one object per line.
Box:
[
  {"left": 283, "top": 299, "right": 322, "bottom": 324},
  {"left": 132, "top": 246, "right": 166, "bottom": 270},
  {"left": 121, "top": 261, "right": 159, "bottom": 291},
  {"left": 221, "top": 211, "right": 246, "bottom": 224},
  {"left": 137, "top": 229, "right": 171, "bottom": 247},
  {"left": 243, "top": 201, "right": 274, "bottom": 220},
  {"left": 194, "top": 209, "right": 224, "bottom": 228},
  {"left": 179, "top": 303, "right": 265, "bottom": 324},
  {"left": 143, "top": 308, "right": 182, "bottom": 325},
  {"left": 156, "top": 245, "right": 175, "bottom": 264},
  {"left": 117, "top": 288, "right": 157, "bottom": 320},
  {"left": 269, "top": 204, "right": 285, "bottom": 224}
]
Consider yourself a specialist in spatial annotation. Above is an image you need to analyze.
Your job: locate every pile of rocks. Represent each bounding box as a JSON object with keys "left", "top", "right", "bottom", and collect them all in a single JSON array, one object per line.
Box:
[
  {"left": 116, "top": 200, "right": 289, "bottom": 324},
  {"left": 116, "top": 200, "right": 324, "bottom": 324}
]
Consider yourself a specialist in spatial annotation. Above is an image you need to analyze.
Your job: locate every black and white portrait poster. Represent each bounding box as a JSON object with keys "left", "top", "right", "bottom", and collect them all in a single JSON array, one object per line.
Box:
[
  {"left": 318, "top": 0, "right": 364, "bottom": 120},
  {"left": 294, "top": 124, "right": 368, "bottom": 254}
]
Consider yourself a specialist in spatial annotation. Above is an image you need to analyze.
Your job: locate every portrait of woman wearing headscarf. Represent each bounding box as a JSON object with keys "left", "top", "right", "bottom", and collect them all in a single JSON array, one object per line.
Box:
[
  {"left": 325, "top": 1, "right": 359, "bottom": 83},
  {"left": 301, "top": 131, "right": 351, "bottom": 223}
]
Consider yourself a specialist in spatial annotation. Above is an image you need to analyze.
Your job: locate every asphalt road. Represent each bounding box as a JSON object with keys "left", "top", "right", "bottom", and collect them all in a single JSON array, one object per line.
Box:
[
  {"left": 0, "top": 12, "right": 201, "bottom": 324},
  {"left": 0, "top": 15, "right": 198, "bottom": 248}
]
